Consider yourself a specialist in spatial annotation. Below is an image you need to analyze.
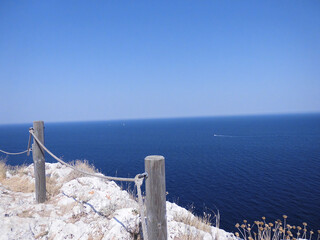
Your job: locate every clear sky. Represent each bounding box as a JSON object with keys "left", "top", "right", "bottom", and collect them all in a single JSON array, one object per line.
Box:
[{"left": 0, "top": 1, "right": 319, "bottom": 124}]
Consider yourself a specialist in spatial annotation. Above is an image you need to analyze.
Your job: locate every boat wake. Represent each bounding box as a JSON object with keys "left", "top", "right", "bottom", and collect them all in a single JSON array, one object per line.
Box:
[
  {"left": 213, "top": 134, "right": 284, "bottom": 138},
  {"left": 213, "top": 134, "right": 234, "bottom": 137}
]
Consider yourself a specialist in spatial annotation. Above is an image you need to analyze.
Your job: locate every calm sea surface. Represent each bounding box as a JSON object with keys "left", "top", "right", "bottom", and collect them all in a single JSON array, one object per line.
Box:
[{"left": 1, "top": 114, "right": 319, "bottom": 232}]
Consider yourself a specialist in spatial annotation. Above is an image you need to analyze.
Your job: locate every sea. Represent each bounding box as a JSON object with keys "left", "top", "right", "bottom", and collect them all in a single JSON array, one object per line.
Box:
[{"left": 0, "top": 114, "right": 319, "bottom": 233}]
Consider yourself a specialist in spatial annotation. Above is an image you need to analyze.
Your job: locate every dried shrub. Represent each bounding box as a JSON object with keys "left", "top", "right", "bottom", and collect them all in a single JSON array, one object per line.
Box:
[
  {"left": 1, "top": 176, "right": 34, "bottom": 193},
  {"left": 67, "top": 212, "right": 88, "bottom": 224},
  {"left": 174, "top": 234, "right": 203, "bottom": 240},
  {"left": 57, "top": 202, "right": 77, "bottom": 216},
  {"left": 17, "top": 209, "right": 34, "bottom": 218},
  {"left": 35, "top": 231, "right": 49, "bottom": 239},
  {"left": 0, "top": 161, "right": 34, "bottom": 193},
  {"left": 48, "top": 160, "right": 98, "bottom": 199},
  {"left": 8, "top": 164, "right": 28, "bottom": 176},
  {"left": 64, "top": 160, "right": 97, "bottom": 182},
  {"left": 173, "top": 205, "right": 218, "bottom": 234},
  {"left": 0, "top": 160, "right": 7, "bottom": 180},
  {"left": 46, "top": 173, "right": 61, "bottom": 198},
  {"left": 235, "top": 215, "right": 320, "bottom": 240}
]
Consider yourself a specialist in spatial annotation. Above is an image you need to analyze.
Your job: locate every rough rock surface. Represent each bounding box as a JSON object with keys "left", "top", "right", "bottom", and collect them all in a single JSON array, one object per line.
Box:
[{"left": 0, "top": 163, "right": 235, "bottom": 240}]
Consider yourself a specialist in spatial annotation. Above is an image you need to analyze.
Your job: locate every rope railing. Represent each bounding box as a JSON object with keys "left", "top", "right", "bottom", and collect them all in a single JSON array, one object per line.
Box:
[
  {"left": 29, "top": 129, "right": 144, "bottom": 182},
  {"left": 0, "top": 132, "right": 32, "bottom": 156},
  {"left": 28, "top": 128, "right": 149, "bottom": 240},
  {"left": 0, "top": 149, "right": 29, "bottom": 155},
  {"left": 0, "top": 128, "right": 149, "bottom": 240}
]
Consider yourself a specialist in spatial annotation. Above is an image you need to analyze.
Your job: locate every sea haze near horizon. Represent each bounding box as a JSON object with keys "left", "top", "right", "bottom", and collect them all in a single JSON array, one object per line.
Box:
[{"left": 1, "top": 114, "right": 319, "bottom": 232}]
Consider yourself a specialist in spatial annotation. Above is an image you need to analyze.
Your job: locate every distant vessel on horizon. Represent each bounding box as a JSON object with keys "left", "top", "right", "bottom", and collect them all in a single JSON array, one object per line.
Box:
[{"left": 214, "top": 133, "right": 224, "bottom": 137}]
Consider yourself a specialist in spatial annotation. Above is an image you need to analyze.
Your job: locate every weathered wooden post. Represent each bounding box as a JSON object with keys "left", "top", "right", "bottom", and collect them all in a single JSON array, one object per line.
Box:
[
  {"left": 145, "top": 155, "right": 167, "bottom": 240},
  {"left": 32, "top": 121, "right": 46, "bottom": 203}
]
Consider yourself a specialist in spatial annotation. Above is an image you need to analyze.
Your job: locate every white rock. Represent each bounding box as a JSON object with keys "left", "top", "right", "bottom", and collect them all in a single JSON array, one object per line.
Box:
[{"left": 0, "top": 163, "right": 235, "bottom": 240}]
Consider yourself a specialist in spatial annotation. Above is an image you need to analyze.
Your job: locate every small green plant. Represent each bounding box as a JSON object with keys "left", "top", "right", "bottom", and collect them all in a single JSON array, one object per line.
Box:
[{"left": 235, "top": 215, "right": 320, "bottom": 240}]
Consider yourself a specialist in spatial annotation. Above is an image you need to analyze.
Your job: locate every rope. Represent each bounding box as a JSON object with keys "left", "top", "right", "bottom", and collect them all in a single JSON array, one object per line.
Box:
[
  {"left": 30, "top": 129, "right": 138, "bottom": 182},
  {"left": 0, "top": 132, "right": 32, "bottom": 156},
  {"left": 27, "top": 130, "right": 32, "bottom": 156},
  {"left": 0, "top": 149, "right": 29, "bottom": 155},
  {"left": 29, "top": 129, "right": 149, "bottom": 239},
  {"left": 135, "top": 175, "right": 149, "bottom": 240}
]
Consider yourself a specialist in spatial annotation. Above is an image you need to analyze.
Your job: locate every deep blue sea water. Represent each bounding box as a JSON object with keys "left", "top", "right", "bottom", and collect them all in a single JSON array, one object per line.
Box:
[{"left": 1, "top": 114, "right": 319, "bottom": 233}]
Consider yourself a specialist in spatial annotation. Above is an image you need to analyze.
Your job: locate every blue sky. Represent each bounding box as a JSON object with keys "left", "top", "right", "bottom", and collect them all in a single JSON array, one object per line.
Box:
[{"left": 0, "top": 1, "right": 319, "bottom": 124}]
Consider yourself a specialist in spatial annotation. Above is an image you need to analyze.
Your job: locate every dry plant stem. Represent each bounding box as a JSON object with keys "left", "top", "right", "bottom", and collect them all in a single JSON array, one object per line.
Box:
[
  {"left": 283, "top": 216, "right": 287, "bottom": 240},
  {"left": 273, "top": 223, "right": 281, "bottom": 240},
  {"left": 235, "top": 216, "right": 318, "bottom": 240},
  {"left": 0, "top": 160, "right": 7, "bottom": 180},
  {"left": 265, "top": 227, "right": 268, "bottom": 240},
  {"left": 0, "top": 161, "right": 35, "bottom": 193},
  {"left": 248, "top": 228, "right": 253, "bottom": 239},
  {"left": 309, "top": 231, "right": 314, "bottom": 240},
  {"left": 302, "top": 223, "right": 308, "bottom": 239},
  {"left": 244, "top": 227, "right": 247, "bottom": 239},
  {"left": 236, "top": 226, "right": 246, "bottom": 240}
]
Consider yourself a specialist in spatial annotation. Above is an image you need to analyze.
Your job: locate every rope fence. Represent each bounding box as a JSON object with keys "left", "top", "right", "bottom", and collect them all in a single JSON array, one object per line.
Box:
[
  {"left": 0, "top": 121, "right": 168, "bottom": 240},
  {"left": 28, "top": 128, "right": 149, "bottom": 240},
  {"left": 29, "top": 129, "right": 145, "bottom": 182},
  {"left": 0, "top": 149, "right": 29, "bottom": 155},
  {"left": 0, "top": 131, "right": 32, "bottom": 156},
  {"left": 0, "top": 124, "right": 172, "bottom": 240}
]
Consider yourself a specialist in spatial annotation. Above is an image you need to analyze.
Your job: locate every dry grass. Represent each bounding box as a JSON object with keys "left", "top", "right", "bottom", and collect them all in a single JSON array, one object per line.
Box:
[
  {"left": 46, "top": 173, "right": 60, "bottom": 198},
  {"left": 174, "top": 234, "right": 203, "bottom": 240},
  {"left": 173, "top": 205, "right": 221, "bottom": 240},
  {"left": 67, "top": 211, "right": 88, "bottom": 224},
  {"left": 0, "top": 160, "right": 7, "bottom": 180},
  {"left": 46, "top": 159, "right": 98, "bottom": 199},
  {"left": 35, "top": 231, "right": 49, "bottom": 239},
  {"left": 87, "top": 229, "right": 104, "bottom": 240},
  {"left": 17, "top": 209, "right": 34, "bottom": 218},
  {"left": 0, "top": 159, "right": 99, "bottom": 198},
  {"left": 235, "top": 215, "right": 320, "bottom": 240},
  {"left": 8, "top": 164, "right": 28, "bottom": 176},
  {"left": 1, "top": 176, "right": 35, "bottom": 192},
  {"left": 47, "top": 159, "right": 98, "bottom": 199},
  {"left": 64, "top": 160, "right": 97, "bottom": 182},
  {"left": 173, "top": 205, "right": 217, "bottom": 234},
  {"left": 0, "top": 161, "right": 34, "bottom": 193},
  {"left": 0, "top": 160, "right": 29, "bottom": 177},
  {"left": 57, "top": 202, "right": 77, "bottom": 216}
]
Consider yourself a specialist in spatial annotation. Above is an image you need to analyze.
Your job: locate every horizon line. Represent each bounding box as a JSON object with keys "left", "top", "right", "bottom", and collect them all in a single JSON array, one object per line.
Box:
[{"left": 1, "top": 111, "right": 320, "bottom": 126}]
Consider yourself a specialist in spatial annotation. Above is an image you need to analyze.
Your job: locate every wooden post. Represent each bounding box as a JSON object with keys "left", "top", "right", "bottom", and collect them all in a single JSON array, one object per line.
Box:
[
  {"left": 145, "top": 155, "right": 167, "bottom": 240},
  {"left": 32, "top": 121, "right": 46, "bottom": 203}
]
